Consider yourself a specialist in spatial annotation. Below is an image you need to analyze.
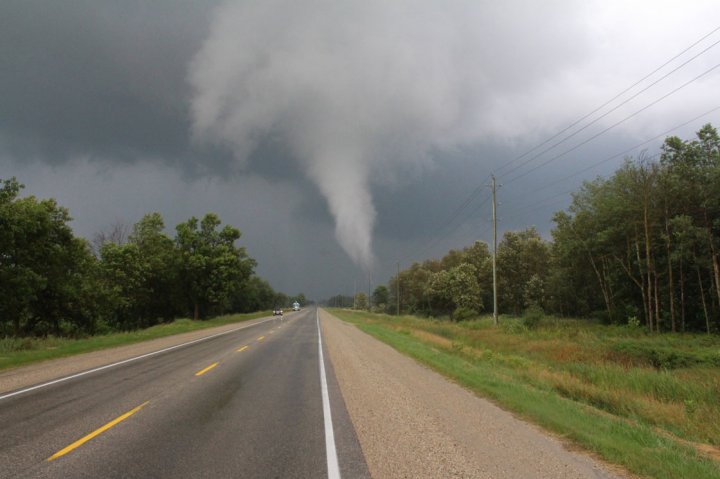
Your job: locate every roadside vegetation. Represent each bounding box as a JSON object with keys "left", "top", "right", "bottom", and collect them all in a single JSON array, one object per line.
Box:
[
  {"left": 330, "top": 308, "right": 720, "bottom": 479},
  {"left": 0, "top": 311, "right": 270, "bottom": 371},
  {"left": 0, "top": 176, "right": 306, "bottom": 339},
  {"left": 355, "top": 125, "right": 720, "bottom": 335}
]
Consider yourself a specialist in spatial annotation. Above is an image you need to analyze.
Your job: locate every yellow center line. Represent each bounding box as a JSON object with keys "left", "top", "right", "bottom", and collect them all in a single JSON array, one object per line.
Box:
[
  {"left": 195, "top": 362, "right": 219, "bottom": 376},
  {"left": 237, "top": 346, "right": 248, "bottom": 352},
  {"left": 48, "top": 401, "right": 150, "bottom": 461},
  {"left": 257, "top": 336, "right": 265, "bottom": 341}
]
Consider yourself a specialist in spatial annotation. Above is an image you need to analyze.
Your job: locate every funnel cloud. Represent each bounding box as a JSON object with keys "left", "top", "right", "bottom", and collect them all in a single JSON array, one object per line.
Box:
[{"left": 188, "top": 0, "right": 586, "bottom": 268}]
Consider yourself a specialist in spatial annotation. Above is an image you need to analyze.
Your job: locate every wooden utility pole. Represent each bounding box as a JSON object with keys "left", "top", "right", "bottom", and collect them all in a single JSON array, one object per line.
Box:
[
  {"left": 368, "top": 273, "right": 371, "bottom": 311},
  {"left": 492, "top": 175, "right": 498, "bottom": 326},
  {"left": 396, "top": 262, "right": 400, "bottom": 316}
]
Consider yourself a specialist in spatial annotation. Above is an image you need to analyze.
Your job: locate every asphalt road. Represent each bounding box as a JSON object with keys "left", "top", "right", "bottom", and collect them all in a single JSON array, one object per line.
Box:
[{"left": 0, "top": 308, "right": 369, "bottom": 478}]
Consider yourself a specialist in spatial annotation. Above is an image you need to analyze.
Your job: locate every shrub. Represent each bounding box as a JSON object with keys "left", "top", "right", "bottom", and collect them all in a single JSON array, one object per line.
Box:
[
  {"left": 523, "top": 305, "right": 545, "bottom": 329},
  {"left": 453, "top": 307, "right": 479, "bottom": 322}
]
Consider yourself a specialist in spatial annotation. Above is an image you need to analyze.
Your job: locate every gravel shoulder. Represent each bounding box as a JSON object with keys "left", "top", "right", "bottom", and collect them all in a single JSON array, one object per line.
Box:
[
  {"left": 0, "top": 316, "right": 276, "bottom": 395},
  {"left": 319, "top": 309, "right": 633, "bottom": 479}
]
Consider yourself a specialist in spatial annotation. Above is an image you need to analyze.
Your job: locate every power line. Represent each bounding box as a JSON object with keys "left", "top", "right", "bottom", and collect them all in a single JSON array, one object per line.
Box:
[
  {"left": 503, "top": 62, "right": 720, "bottom": 185},
  {"left": 399, "top": 193, "right": 492, "bottom": 265},
  {"left": 493, "top": 24, "right": 720, "bottom": 178},
  {"left": 517, "top": 105, "right": 720, "bottom": 196},
  {"left": 497, "top": 38, "right": 720, "bottom": 180}
]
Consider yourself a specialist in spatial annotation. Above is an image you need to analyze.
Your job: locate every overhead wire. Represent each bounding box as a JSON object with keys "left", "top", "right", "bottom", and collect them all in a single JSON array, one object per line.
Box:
[
  {"left": 492, "top": 24, "right": 720, "bottom": 178},
  {"left": 398, "top": 192, "right": 492, "bottom": 266},
  {"left": 516, "top": 105, "right": 720, "bottom": 196},
  {"left": 496, "top": 38, "right": 720, "bottom": 181},
  {"left": 395, "top": 24, "right": 720, "bottom": 267},
  {"left": 503, "top": 61, "right": 720, "bottom": 185}
]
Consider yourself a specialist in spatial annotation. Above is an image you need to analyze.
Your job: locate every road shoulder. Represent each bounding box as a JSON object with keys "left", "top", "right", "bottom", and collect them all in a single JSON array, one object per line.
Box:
[{"left": 320, "top": 309, "right": 631, "bottom": 479}]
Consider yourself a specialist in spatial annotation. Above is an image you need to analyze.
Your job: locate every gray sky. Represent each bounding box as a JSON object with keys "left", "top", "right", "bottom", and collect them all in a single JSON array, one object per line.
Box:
[{"left": 2, "top": 0, "right": 719, "bottom": 299}]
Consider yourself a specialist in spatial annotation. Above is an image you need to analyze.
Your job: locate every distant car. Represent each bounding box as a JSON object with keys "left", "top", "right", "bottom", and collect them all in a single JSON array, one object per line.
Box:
[
  {"left": 273, "top": 308, "right": 283, "bottom": 316},
  {"left": 292, "top": 302, "right": 300, "bottom": 311}
]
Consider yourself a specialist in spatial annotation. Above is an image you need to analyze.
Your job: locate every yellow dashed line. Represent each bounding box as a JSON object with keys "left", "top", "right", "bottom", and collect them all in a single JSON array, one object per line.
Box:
[
  {"left": 48, "top": 401, "right": 150, "bottom": 461},
  {"left": 195, "top": 362, "right": 219, "bottom": 376},
  {"left": 237, "top": 346, "right": 248, "bottom": 352},
  {"left": 257, "top": 336, "right": 265, "bottom": 341}
]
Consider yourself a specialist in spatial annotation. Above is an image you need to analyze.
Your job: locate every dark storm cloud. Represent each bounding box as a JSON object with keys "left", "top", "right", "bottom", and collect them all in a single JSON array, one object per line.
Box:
[
  {"left": 1, "top": 0, "right": 719, "bottom": 298},
  {"left": 0, "top": 0, "right": 219, "bottom": 165}
]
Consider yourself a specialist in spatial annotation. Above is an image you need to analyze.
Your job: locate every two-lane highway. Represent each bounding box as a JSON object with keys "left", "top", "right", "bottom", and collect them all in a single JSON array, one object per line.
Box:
[{"left": 0, "top": 309, "right": 369, "bottom": 478}]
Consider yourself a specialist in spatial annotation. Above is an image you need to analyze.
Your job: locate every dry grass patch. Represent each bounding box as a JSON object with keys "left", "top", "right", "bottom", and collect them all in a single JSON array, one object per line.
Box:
[{"left": 410, "top": 329, "right": 454, "bottom": 349}]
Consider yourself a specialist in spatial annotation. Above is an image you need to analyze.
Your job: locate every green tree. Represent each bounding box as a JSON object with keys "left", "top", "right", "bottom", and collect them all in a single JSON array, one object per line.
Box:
[
  {"left": 175, "top": 213, "right": 256, "bottom": 320},
  {"left": 548, "top": 211, "right": 606, "bottom": 318},
  {"left": 354, "top": 292, "right": 368, "bottom": 310},
  {"left": 460, "top": 241, "right": 493, "bottom": 310},
  {"left": 425, "top": 263, "right": 482, "bottom": 319},
  {"left": 0, "top": 178, "right": 99, "bottom": 336},
  {"left": 391, "top": 260, "right": 440, "bottom": 315},
  {"left": 99, "top": 242, "right": 149, "bottom": 330},
  {"left": 497, "top": 227, "right": 550, "bottom": 315},
  {"left": 128, "top": 213, "right": 181, "bottom": 323},
  {"left": 547, "top": 124, "right": 720, "bottom": 331},
  {"left": 99, "top": 213, "right": 183, "bottom": 330},
  {"left": 231, "top": 275, "right": 277, "bottom": 313},
  {"left": 371, "top": 285, "right": 389, "bottom": 311}
]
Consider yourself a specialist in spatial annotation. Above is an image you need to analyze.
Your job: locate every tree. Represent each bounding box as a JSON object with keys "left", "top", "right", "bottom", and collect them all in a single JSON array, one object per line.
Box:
[
  {"left": 98, "top": 213, "right": 185, "bottom": 330},
  {"left": 425, "top": 263, "right": 482, "bottom": 319},
  {"left": 523, "top": 274, "right": 545, "bottom": 309},
  {"left": 497, "top": 227, "right": 550, "bottom": 315},
  {"left": 128, "top": 213, "right": 181, "bottom": 323},
  {"left": 231, "top": 276, "right": 277, "bottom": 313},
  {"left": 546, "top": 124, "right": 720, "bottom": 331},
  {"left": 461, "top": 241, "right": 493, "bottom": 310},
  {"left": 325, "top": 294, "right": 353, "bottom": 307},
  {"left": 371, "top": 285, "right": 389, "bottom": 311},
  {"left": 175, "top": 213, "right": 256, "bottom": 320},
  {"left": 99, "top": 242, "right": 149, "bottom": 330},
  {"left": 92, "top": 221, "right": 130, "bottom": 256},
  {"left": 354, "top": 292, "right": 368, "bottom": 310},
  {"left": 391, "top": 260, "right": 440, "bottom": 315},
  {"left": 0, "top": 178, "right": 99, "bottom": 336},
  {"left": 548, "top": 210, "right": 607, "bottom": 318}
]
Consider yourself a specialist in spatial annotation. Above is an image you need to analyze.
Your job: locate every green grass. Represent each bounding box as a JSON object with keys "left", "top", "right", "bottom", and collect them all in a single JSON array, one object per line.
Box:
[
  {"left": 0, "top": 311, "right": 270, "bottom": 371},
  {"left": 328, "top": 309, "right": 720, "bottom": 479}
]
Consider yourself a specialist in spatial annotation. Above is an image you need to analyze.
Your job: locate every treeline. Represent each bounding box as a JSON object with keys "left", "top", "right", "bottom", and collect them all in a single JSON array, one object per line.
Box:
[
  {"left": 0, "top": 178, "right": 297, "bottom": 337},
  {"left": 379, "top": 124, "right": 720, "bottom": 333}
]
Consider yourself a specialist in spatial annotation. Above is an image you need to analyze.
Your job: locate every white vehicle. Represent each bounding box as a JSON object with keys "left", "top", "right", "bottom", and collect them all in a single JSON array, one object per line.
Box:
[{"left": 292, "top": 302, "right": 300, "bottom": 311}]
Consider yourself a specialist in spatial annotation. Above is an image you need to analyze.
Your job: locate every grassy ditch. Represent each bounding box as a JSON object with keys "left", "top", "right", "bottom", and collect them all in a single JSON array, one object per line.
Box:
[
  {"left": 328, "top": 309, "right": 720, "bottom": 479},
  {"left": 0, "top": 311, "right": 270, "bottom": 371}
]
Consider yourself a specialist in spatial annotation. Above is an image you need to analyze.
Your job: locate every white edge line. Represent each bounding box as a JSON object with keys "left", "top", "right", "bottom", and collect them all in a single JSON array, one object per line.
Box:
[
  {"left": 317, "top": 308, "right": 341, "bottom": 479},
  {"left": 0, "top": 317, "right": 277, "bottom": 401}
]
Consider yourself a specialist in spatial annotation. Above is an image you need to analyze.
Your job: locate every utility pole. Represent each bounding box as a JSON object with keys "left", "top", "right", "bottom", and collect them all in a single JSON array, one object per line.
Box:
[
  {"left": 491, "top": 175, "right": 499, "bottom": 326},
  {"left": 396, "top": 261, "right": 400, "bottom": 316},
  {"left": 367, "top": 273, "right": 371, "bottom": 311}
]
